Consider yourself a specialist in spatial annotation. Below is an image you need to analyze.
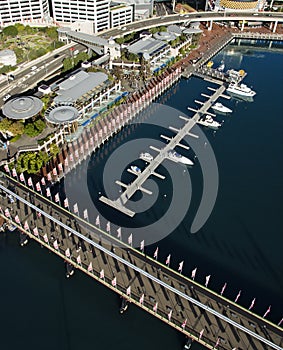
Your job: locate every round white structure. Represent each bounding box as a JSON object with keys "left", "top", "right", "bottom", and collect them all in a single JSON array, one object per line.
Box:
[
  {"left": 2, "top": 96, "right": 43, "bottom": 120},
  {"left": 45, "top": 106, "right": 79, "bottom": 125},
  {"left": 0, "top": 50, "right": 17, "bottom": 67}
]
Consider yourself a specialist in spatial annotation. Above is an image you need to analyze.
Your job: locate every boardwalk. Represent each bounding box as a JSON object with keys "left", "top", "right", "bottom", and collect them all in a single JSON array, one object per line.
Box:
[
  {"left": 1, "top": 175, "right": 282, "bottom": 350},
  {"left": 99, "top": 84, "right": 227, "bottom": 216}
]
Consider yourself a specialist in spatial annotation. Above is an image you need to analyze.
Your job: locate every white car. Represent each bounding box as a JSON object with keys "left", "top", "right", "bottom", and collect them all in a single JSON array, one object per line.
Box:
[{"left": 3, "top": 94, "right": 11, "bottom": 102}]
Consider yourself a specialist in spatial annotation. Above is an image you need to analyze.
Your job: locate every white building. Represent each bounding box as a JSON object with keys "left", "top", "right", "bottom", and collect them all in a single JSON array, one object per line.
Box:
[
  {"left": 0, "top": 0, "right": 50, "bottom": 26},
  {"left": 51, "top": 0, "right": 110, "bottom": 33},
  {"left": 121, "top": 0, "right": 153, "bottom": 20},
  {"left": 110, "top": 3, "right": 134, "bottom": 28},
  {"left": 0, "top": 49, "right": 17, "bottom": 66}
]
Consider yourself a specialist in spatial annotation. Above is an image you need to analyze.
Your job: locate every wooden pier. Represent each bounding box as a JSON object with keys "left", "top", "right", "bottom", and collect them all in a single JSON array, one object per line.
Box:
[{"left": 99, "top": 83, "right": 228, "bottom": 217}]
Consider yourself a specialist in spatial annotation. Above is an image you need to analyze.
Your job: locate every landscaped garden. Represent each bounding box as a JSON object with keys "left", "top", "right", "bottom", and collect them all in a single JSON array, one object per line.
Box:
[{"left": 0, "top": 23, "right": 64, "bottom": 74}]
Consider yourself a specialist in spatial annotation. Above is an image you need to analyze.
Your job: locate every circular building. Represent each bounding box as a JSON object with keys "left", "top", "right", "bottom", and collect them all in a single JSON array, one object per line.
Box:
[
  {"left": 45, "top": 105, "right": 79, "bottom": 125},
  {"left": 0, "top": 49, "right": 17, "bottom": 66},
  {"left": 153, "top": 31, "right": 176, "bottom": 42},
  {"left": 2, "top": 96, "right": 43, "bottom": 120}
]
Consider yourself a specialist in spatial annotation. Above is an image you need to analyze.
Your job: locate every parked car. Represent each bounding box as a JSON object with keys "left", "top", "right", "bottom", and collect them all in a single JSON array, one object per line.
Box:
[{"left": 3, "top": 94, "right": 11, "bottom": 102}]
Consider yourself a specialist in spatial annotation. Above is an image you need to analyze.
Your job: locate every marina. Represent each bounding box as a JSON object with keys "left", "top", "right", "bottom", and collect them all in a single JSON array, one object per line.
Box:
[
  {"left": 99, "top": 82, "right": 230, "bottom": 217},
  {"left": 0, "top": 33, "right": 283, "bottom": 348}
]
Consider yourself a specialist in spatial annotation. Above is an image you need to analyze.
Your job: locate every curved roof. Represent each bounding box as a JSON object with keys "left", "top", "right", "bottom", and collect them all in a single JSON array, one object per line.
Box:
[
  {"left": 54, "top": 71, "right": 108, "bottom": 104},
  {"left": 153, "top": 31, "right": 176, "bottom": 42},
  {"left": 45, "top": 105, "right": 79, "bottom": 125},
  {"left": 2, "top": 96, "right": 43, "bottom": 120}
]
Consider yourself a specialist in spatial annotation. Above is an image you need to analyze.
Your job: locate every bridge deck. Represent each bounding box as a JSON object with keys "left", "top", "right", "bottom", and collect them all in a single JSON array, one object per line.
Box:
[{"left": 1, "top": 176, "right": 282, "bottom": 350}]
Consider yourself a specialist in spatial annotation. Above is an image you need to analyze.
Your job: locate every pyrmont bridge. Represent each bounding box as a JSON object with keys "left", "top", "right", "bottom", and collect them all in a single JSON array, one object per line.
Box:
[{"left": 1, "top": 172, "right": 282, "bottom": 350}]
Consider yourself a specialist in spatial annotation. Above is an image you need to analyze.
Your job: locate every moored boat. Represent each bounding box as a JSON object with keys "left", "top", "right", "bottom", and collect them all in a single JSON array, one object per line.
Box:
[
  {"left": 167, "top": 150, "right": 194, "bottom": 166},
  {"left": 120, "top": 297, "right": 129, "bottom": 314},
  {"left": 183, "top": 337, "right": 193, "bottom": 349},
  {"left": 217, "top": 61, "right": 225, "bottom": 72},
  {"left": 20, "top": 232, "right": 28, "bottom": 246},
  {"left": 227, "top": 83, "right": 256, "bottom": 97},
  {"left": 197, "top": 115, "right": 221, "bottom": 129},
  {"left": 139, "top": 152, "right": 153, "bottom": 162},
  {"left": 211, "top": 102, "right": 232, "bottom": 113},
  {"left": 66, "top": 262, "right": 75, "bottom": 278},
  {"left": 130, "top": 165, "right": 141, "bottom": 174}
]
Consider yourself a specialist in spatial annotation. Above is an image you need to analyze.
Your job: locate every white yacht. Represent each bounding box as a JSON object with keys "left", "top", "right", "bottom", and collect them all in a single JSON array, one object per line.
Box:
[
  {"left": 167, "top": 150, "right": 194, "bottom": 166},
  {"left": 217, "top": 61, "right": 225, "bottom": 72},
  {"left": 211, "top": 102, "right": 232, "bottom": 113},
  {"left": 139, "top": 152, "right": 153, "bottom": 162},
  {"left": 227, "top": 83, "right": 256, "bottom": 97},
  {"left": 130, "top": 165, "right": 141, "bottom": 174},
  {"left": 197, "top": 115, "right": 221, "bottom": 129}
]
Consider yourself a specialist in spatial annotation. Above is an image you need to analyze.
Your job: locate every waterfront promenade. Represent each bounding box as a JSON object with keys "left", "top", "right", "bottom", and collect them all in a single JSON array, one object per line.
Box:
[{"left": 0, "top": 175, "right": 282, "bottom": 350}]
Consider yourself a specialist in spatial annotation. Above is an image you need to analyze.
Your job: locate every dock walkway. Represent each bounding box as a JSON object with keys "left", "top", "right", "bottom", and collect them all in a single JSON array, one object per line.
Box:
[{"left": 99, "top": 84, "right": 227, "bottom": 216}]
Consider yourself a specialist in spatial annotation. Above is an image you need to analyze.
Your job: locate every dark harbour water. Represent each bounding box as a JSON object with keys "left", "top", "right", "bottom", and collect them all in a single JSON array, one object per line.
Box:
[{"left": 1, "top": 40, "right": 283, "bottom": 350}]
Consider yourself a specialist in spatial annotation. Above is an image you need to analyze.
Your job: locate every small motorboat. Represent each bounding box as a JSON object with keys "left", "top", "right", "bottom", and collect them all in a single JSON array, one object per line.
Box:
[
  {"left": 167, "top": 150, "right": 194, "bottom": 166},
  {"left": 130, "top": 165, "right": 141, "bottom": 174},
  {"left": 217, "top": 61, "right": 225, "bottom": 72},
  {"left": 139, "top": 152, "right": 153, "bottom": 162},
  {"left": 20, "top": 232, "right": 28, "bottom": 246},
  {"left": 120, "top": 297, "right": 129, "bottom": 314},
  {"left": 65, "top": 262, "right": 75, "bottom": 278},
  {"left": 197, "top": 115, "right": 221, "bottom": 129},
  {"left": 183, "top": 337, "right": 193, "bottom": 349},
  {"left": 211, "top": 102, "right": 232, "bottom": 113}
]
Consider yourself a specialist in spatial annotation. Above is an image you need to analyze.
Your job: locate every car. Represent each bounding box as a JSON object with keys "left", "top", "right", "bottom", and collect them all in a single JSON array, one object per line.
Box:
[
  {"left": 3, "top": 94, "right": 11, "bottom": 102},
  {"left": 31, "top": 65, "right": 37, "bottom": 71},
  {"left": 54, "top": 54, "right": 60, "bottom": 58},
  {"left": 122, "top": 27, "right": 127, "bottom": 31}
]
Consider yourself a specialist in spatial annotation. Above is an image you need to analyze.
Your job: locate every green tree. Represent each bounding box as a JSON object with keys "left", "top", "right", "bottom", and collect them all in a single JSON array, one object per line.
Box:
[
  {"left": 29, "top": 49, "right": 39, "bottom": 61},
  {"left": 9, "top": 121, "right": 24, "bottom": 136},
  {"left": 16, "top": 151, "right": 48, "bottom": 174},
  {"left": 14, "top": 23, "right": 25, "bottom": 33},
  {"left": 24, "top": 25, "right": 34, "bottom": 35},
  {"left": 74, "top": 51, "right": 89, "bottom": 66},
  {"left": 34, "top": 119, "right": 46, "bottom": 134},
  {"left": 24, "top": 123, "right": 37, "bottom": 137},
  {"left": 53, "top": 41, "right": 64, "bottom": 49},
  {"left": 115, "top": 37, "right": 125, "bottom": 45},
  {"left": 150, "top": 27, "right": 159, "bottom": 34},
  {"left": 36, "top": 47, "right": 47, "bottom": 58},
  {"left": 0, "top": 65, "right": 13, "bottom": 74},
  {"left": 49, "top": 143, "right": 60, "bottom": 157},
  {"left": 3, "top": 25, "right": 18, "bottom": 37},
  {"left": 46, "top": 27, "right": 58, "bottom": 41},
  {"left": 0, "top": 118, "right": 12, "bottom": 132},
  {"left": 127, "top": 52, "right": 139, "bottom": 62},
  {"left": 63, "top": 57, "right": 74, "bottom": 72}
]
